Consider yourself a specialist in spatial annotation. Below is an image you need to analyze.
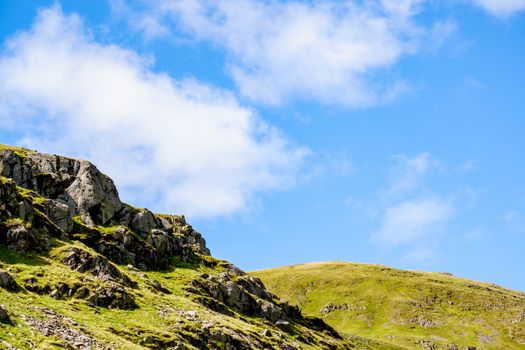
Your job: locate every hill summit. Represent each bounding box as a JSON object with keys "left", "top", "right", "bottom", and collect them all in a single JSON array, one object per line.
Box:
[{"left": 253, "top": 261, "right": 525, "bottom": 350}]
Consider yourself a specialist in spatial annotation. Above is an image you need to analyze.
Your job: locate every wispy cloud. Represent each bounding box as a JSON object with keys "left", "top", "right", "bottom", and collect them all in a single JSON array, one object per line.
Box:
[
  {"left": 131, "top": 0, "right": 451, "bottom": 107},
  {"left": 471, "top": 0, "right": 525, "bottom": 17},
  {"left": 0, "top": 5, "right": 306, "bottom": 218},
  {"left": 384, "top": 152, "right": 439, "bottom": 199},
  {"left": 373, "top": 197, "right": 454, "bottom": 245},
  {"left": 371, "top": 153, "right": 456, "bottom": 251}
]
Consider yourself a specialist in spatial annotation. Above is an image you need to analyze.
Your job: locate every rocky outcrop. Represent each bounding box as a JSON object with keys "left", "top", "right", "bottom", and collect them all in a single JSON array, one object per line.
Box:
[
  {"left": 0, "top": 149, "right": 121, "bottom": 226},
  {"left": 0, "top": 148, "right": 209, "bottom": 269},
  {"left": 0, "top": 146, "right": 348, "bottom": 349},
  {"left": 61, "top": 247, "right": 135, "bottom": 287},
  {"left": 188, "top": 270, "right": 338, "bottom": 336}
]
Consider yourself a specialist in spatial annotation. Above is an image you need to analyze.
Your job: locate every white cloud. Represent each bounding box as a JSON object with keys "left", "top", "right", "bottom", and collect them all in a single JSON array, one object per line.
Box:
[
  {"left": 385, "top": 153, "right": 439, "bottom": 199},
  {"left": 370, "top": 153, "right": 457, "bottom": 248},
  {"left": 373, "top": 197, "right": 454, "bottom": 245},
  {"left": 0, "top": 5, "right": 306, "bottom": 218},
  {"left": 152, "top": 0, "right": 437, "bottom": 106},
  {"left": 471, "top": 0, "right": 525, "bottom": 17}
]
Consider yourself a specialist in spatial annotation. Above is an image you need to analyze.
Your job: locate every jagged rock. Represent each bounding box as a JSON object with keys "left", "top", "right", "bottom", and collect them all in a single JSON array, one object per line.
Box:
[
  {"left": 39, "top": 199, "right": 73, "bottom": 232},
  {"left": 236, "top": 275, "right": 274, "bottom": 301},
  {"left": 191, "top": 276, "right": 260, "bottom": 317},
  {"left": 130, "top": 209, "right": 158, "bottom": 234},
  {"left": 1, "top": 148, "right": 210, "bottom": 270},
  {"left": 0, "top": 271, "right": 20, "bottom": 292},
  {"left": 62, "top": 247, "right": 135, "bottom": 287},
  {"left": 146, "top": 279, "right": 171, "bottom": 294},
  {"left": 190, "top": 273, "right": 290, "bottom": 324},
  {"left": 50, "top": 289, "right": 61, "bottom": 300},
  {"left": 75, "top": 287, "right": 90, "bottom": 299},
  {"left": 4, "top": 224, "right": 38, "bottom": 253},
  {"left": 0, "top": 150, "right": 122, "bottom": 227},
  {"left": 257, "top": 299, "right": 285, "bottom": 323}
]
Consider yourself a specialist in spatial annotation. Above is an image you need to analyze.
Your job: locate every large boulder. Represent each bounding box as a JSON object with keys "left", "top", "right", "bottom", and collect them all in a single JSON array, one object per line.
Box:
[{"left": 0, "top": 150, "right": 122, "bottom": 226}]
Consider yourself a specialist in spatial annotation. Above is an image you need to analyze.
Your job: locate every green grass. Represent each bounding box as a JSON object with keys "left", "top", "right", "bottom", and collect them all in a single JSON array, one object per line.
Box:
[
  {"left": 0, "top": 241, "right": 245, "bottom": 349},
  {"left": 0, "top": 144, "right": 35, "bottom": 157},
  {"left": 2, "top": 242, "right": 398, "bottom": 349},
  {"left": 252, "top": 261, "right": 525, "bottom": 350}
]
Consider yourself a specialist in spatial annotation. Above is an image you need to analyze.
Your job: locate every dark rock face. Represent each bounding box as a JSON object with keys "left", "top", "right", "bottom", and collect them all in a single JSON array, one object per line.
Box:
[
  {"left": 190, "top": 272, "right": 289, "bottom": 325},
  {"left": 62, "top": 247, "right": 135, "bottom": 287},
  {"left": 0, "top": 305, "right": 11, "bottom": 324},
  {"left": 0, "top": 149, "right": 209, "bottom": 269},
  {"left": 0, "top": 271, "right": 20, "bottom": 292}
]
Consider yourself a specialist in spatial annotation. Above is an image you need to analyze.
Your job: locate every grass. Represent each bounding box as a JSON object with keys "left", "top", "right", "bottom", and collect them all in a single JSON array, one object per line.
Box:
[
  {"left": 2, "top": 241, "right": 398, "bottom": 349},
  {"left": 0, "top": 240, "right": 237, "bottom": 349},
  {"left": 252, "top": 261, "right": 525, "bottom": 350},
  {"left": 0, "top": 144, "right": 35, "bottom": 157}
]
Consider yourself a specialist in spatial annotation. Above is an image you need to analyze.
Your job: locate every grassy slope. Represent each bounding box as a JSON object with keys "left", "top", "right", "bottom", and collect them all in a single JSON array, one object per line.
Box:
[
  {"left": 0, "top": 245, "right": 406, "bottom": 349},
  {"left": 0, "top": 164, "right": 400, "bottom": 350},
  {"left": 252, "top": 261, "right": 525, "bottom": 350}
]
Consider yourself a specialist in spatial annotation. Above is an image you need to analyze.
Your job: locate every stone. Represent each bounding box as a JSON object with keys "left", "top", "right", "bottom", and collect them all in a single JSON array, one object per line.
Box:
[
  {"left": 50, "top": 289, "right": 61, "bottom": 300},
  {"left": 257, "top": 299, "right": 284, "bottom": 323},
  {"left": 0, "top": 271, "right": 19, "bottom": 292},
  {"left": 5, "top": 225, "right": 37, "bottom": 253},
  {"left": 62, "top": 248, "right": 134, "bottom": 287},
  {"left": 0, "top": 305, "right": 10, "bottom": 324},
  {"left": 130, "top": 210, "right": 158, "bottom": 234},
  {"left": 275, "top": 320, "right": 292, "bottom": 332}
]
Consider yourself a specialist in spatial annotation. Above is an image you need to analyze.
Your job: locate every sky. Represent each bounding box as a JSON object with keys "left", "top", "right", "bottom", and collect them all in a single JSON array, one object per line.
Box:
[{"left": 0, "top": 0, "right": 524, "bottom": 291}]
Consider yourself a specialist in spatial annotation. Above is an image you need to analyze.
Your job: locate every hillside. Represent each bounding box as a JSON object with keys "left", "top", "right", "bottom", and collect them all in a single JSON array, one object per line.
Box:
[
  {"left": 0, "top": 144, "right": 400, "bottom": 350},
  {"left": 252, "top": 262, "right": 525, "bottom": 350}
]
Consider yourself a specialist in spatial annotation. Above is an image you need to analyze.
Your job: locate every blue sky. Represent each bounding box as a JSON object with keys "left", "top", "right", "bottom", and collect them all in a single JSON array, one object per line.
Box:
[{"left": 1, "top": 0, "right": 524, "bottom": 291}]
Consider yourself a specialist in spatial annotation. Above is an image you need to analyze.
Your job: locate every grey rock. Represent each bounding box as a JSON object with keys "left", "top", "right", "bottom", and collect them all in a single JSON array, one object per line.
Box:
[
  {"left": 0, "top": 150, "right": 122, "bottom": 227},
  {"left": 42, "top": 199, "right": 73, "bottom": 232},
  {"left": 50, "top": 289, "right": 61, "bottom": 300},
  {"left": 5, "top": 225, "right": 37, "bottom": 253},
  {"left": 62, "top": 248, "right": 134, "bottom": 287},
  {"left": 130, "top": 210, "right": 158, "bottom": 234},
  {"left": 65, "top": 161, "right": 122, "bottom": 226},
  {"left": 257, "top": 299, "right": 284, "bottom": 324},
  {"left": 275, "top": 320, "right": 291, "bottom": 332}
]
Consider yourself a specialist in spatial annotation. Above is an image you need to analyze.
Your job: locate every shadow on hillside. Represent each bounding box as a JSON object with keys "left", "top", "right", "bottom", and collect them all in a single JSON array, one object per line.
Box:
[{"left": 0, "top": 244, "right": 50, "bottom": 266}]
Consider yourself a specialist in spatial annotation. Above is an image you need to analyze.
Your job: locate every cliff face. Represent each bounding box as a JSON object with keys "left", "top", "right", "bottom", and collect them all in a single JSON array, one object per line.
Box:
[
  {"left": 0, "top": 146, "right": 209, "bottom": 270},
  {"left": 0, "top": 145, "right": 383, "bottom": 350}
]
